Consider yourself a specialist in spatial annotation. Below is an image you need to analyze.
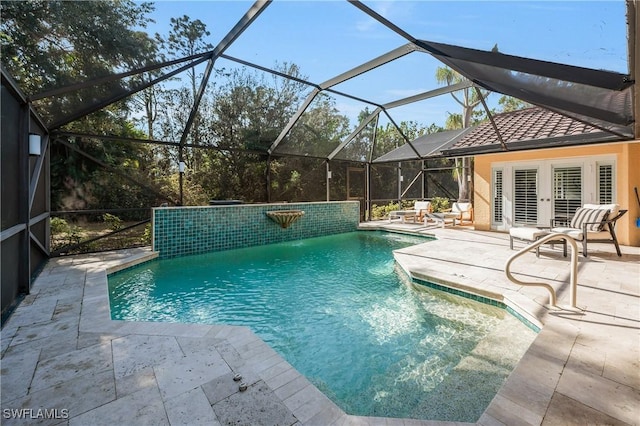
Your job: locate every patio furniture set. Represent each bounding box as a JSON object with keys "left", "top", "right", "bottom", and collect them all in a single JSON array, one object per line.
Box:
[
  {"left": 388, "top": 201, "right": 473, "bottom": 228},
  {"left": 388, "top": 201, "right": 627, "bottom": 258},
  {"left": 509, "top": 203, "right": 627, "bottom": 257}
]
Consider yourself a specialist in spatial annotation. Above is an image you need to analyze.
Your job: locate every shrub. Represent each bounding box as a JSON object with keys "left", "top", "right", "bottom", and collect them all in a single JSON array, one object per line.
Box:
[
  {"left": 431, "top": 196, "right": 450, "bottom": 213},
  {"left": 141, "top": 223, "right": 152, "bottom": 245},
  {"left": 50, "top": 217, "right": 70, "bottom": 234},
  {"left": 103, "top": 213, "right": 123, "bottom": 231},
  {"left": 371, "top": 202, "right": 400, "bottom": 219}
]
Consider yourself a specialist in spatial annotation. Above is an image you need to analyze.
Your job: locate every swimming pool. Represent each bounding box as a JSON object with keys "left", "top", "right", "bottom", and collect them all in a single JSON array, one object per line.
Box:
[{"left": 108, "top": 231, "right": 536, "bottom": 421}]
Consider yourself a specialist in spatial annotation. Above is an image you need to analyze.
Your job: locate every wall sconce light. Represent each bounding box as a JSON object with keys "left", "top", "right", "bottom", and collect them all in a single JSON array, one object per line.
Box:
[
  {"left": 29, "top": 133, "right": 41, "bottom": 156},
  {"left": 467, "top": 174, "right": 472, "bottom": 182},
  {"left": 327, "top": 171, "right": 332, "bottom": 179},
  {"left": 400, "top": 175, "right": 404, "bottom": 182},
  {"left": 178, "top": 161, "right": 186, "bottom": 173}
]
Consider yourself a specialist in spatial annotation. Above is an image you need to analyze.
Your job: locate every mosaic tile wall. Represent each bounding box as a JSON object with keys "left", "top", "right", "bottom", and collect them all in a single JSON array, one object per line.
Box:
[{"left": 153, "top": 201, "right": 360, "bottom": 258}]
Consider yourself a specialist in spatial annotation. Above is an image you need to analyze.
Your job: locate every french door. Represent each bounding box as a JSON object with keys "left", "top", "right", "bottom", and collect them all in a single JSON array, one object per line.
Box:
[
  {"left": 512, "top": 165, "right": 583, "bottom": 226},
  {"left": 493, "top": 157, "right": 614, "bottom": 230}
]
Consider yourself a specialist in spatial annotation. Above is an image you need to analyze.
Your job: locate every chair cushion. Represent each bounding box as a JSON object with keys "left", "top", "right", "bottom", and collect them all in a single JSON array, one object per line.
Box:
[
  {"left": 414, "top": 201, "right": 431, "bottom": 213},
  {"left": 551, "top": 226, "right": 583, "bottom": 240},
  {"left": 570, "top": 207, "right": 609, "bottom": 232},
  {"left": 583, "top": 203, "right": 619, "bottom": 218}
]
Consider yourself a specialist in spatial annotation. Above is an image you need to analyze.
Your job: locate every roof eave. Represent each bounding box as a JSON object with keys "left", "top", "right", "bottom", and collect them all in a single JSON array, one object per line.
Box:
[{"left": 441, "top": 133, "right": 626, "bottom": 157}]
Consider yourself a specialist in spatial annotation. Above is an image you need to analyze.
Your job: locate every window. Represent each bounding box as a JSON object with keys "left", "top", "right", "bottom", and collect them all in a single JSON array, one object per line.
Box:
[
  {"left": 553, "top": 166, "right": 582, "bottom": 219},
  {"left": 597, "top": 164, "right": 614, "bottom": 204},
  {"left": 514, "top": 168, "right": 538, "bottom": 225},
  {"left": 492, "top": 168, "right": 503, "bottom": 224}
]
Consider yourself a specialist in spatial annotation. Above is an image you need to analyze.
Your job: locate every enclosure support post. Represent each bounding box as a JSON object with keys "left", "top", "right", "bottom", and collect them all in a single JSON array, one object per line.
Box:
[
  {"left": 421, "top": 160, "right": 425, "bottom": 200},
  {"left": 326, "top": 161, "right": 331, "bottom": 202},
  {"left": 179, "top": 147, "right": 184, "bottom": 206},
  {"left": 266, "top": 155, "right": 272, "bottom": 203},
  {"left": 397, "top": 162, "right": 402, "bottom": 204},
  {"left": 366, "top": 162, "right": 372, "bottom": 221}
]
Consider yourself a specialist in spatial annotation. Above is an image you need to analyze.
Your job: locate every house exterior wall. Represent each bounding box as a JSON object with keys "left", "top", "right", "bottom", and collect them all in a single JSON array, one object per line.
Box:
[{"left": 473, "top": 141, "right": 640, "bottom": 247}]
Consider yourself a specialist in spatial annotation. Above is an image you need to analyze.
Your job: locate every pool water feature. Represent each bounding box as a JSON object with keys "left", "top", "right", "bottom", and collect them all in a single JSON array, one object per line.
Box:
[{"left": 108, "top": 231, "right": 537, "bottom": 421}]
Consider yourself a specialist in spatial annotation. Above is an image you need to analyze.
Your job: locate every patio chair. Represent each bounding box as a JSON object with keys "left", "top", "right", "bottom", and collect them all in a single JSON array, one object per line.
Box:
[
  {"left": 550, "top": 203, "right": 627, "bottom": 257},
  {"left": 446, "top": 202, "right": 474, "bottom": 226},
  {"left": 414, "top": 201, "right": 432, "bottom": 224}
]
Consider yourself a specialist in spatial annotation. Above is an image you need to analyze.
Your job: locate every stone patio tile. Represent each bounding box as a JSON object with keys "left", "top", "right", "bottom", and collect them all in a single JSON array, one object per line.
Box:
[
  {"left": 35, "top": 282, "right": 84, "bottom": 302},
  {"left": 262, "top": 363, "right": 300, "bottom": 391},
  {"left": 302, "top": 400, "right": 344, "bottom": 425},
  {"left": 247, "top": 350, "right": 283, "bottom": 374},
  {"left": 7, "top": 329, "right": 80, "bottom": 362},
  {"left": 76, "top": 331, "right": 124, "bottom": 350},
  {"left": 494, "top": 375, "right": 554, "bottom": 420},
  {"left": 603, "top": 347, "right": 640, "bottom": 389},
  {"left": 214, "top": 339, "right": 246, "bottom": 371},
  {"left": 555, "top": 363, "right": 640, "bottom": 425},
  {"left": 0, "top": 347, "right": 41, "bottom": 401},
  {"left": 10, "top": 315, "right": 78, "bottom": 347},
  {"left": 202, "top": 371, "right": 252, "bottom": 406},
  {"left": 164, "top": 386, "right": 220, "bottom": 426},
  {"left": 30, "top": 342, "right": 112, "bottom": 392},
  {"left": 259, "top": 358, "right": 295, "bottom": 381},
  {"left": 283, "top": 382, "right": 326, "bottom": 413},
  {"left": 212, "top": 380, "right": 297, "bottom": 426},
  {"left": 3, "top": 297, "right": 57, "bottom": 328},
  {"left": 541, "top": 392, "right": 629, "bottom": 426},
  {"left": 68, "top": 382, "right": 169, "bottom": 426},
  {"left": 274, "top": 374, "right": 314, "bottom": 401},
  {"left": 226, "top": 326, "right": 261, "bottom": 348},
  {"left": 1, "top": 369, "right": 115, "bottom": 426},
  {"left": 483, "top": 393, "right": 542, "bottom": 426},
  {"left": 286, "top": 387, "right": 338, "bottom": 423},
  {"left": 111, "top": 334, "right": 183, "bottom": 379},
  {"left": 117, "top": 321, "right": 213, "bottom": 338},
  {"left": 331, "top": 415, "right": 373, "bottom": 425},
  {"left": 153, "top": 343, "right": 231, "bottom": 400},
  {"left": 115, "top": 366, "right": 158, "bottom": 398}
]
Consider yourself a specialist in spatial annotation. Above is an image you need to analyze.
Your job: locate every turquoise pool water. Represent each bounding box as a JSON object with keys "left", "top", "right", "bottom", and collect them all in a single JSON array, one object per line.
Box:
[{"left": 108, "top": 231, "right": 536, "bottom": 421}]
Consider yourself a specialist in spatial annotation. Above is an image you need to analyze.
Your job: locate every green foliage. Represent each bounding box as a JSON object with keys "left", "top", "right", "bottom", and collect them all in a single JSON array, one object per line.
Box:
[
  {"left": 50, "top": 217, "right": 70, "bottom": 234},
  {"left": 142, "top": 223, "right": 152, "bottom": 245},
  {"left": 1, "top": 0, "right": 155, "bottom": 98},
  {"left": 103, "top": 213, "right": 123, "bottom": 231},
  {"left": 50, "top": 217, "right": 82, "bottom": 251},
  {"left": 371, "top": 202, "right": 400, "bottom": 220},
  {"left": 430, "top": 196, "right": 450, "bottom": 213}
]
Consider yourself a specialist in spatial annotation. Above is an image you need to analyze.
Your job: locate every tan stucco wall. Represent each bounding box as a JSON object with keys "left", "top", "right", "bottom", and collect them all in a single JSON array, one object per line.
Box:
[{"left": 473, "top": 141, "right": 640, "bottom": 247}]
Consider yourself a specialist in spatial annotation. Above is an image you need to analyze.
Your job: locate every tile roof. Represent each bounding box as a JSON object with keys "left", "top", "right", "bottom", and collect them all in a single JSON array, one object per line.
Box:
[{"left": 450, "top": 106, "right": 605, "bottom": 150}]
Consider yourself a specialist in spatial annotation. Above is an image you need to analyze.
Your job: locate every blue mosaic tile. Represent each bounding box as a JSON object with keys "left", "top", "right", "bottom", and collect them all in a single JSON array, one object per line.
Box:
[
  {"left": 153, "top": 201, "right": 360, "bottom": 258},
  {"left": 411, "top": 277, "right": 540, "bottom": 333}
]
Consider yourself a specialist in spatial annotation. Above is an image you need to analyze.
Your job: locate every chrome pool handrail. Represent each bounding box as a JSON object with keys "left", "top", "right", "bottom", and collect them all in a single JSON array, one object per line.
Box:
[{"left": 505, "top": 232, "right": 579, "bottom": 309}]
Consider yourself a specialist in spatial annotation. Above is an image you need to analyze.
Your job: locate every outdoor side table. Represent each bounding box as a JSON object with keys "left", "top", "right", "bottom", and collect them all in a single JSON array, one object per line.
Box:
[{"left": 388, "top": 210, "right": 417, "bottom": 223}]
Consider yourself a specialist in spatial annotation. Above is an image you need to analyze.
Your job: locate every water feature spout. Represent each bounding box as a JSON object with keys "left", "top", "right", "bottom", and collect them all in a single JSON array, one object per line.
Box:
[{"left": 266, "top": 210, "right": 305, "bottom": 228}]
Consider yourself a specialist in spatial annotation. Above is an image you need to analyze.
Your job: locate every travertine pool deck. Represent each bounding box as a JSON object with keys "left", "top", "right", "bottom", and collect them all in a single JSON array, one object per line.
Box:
[{"left": 1, "top": 225, "right": 638, "bottom": 425}]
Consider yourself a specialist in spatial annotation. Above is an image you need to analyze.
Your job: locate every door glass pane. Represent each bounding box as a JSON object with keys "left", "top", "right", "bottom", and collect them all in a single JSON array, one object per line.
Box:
[
  {"left": 553, "top": 167, "right": 582, "bottom": 220},
  {"left": 492, "top": 169, "right": 503, "bottom": 224},
  {"left": 514, "top": 169, "right": 538, "bottom": 225},
  {"left": 597, "top": 164, "right": 613, "bottom": 204}
]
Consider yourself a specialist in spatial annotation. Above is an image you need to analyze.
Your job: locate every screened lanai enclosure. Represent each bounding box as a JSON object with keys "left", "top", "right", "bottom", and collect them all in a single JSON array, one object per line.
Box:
[{"left": 1, "top": 0, "right": 637, "bottom": 318}]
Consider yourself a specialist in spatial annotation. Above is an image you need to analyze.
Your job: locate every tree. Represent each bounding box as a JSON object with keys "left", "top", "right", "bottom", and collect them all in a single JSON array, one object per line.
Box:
[
  {"left": 1, "top": 1, "right": 171, "bottom": 211},
  {"left": 435, "top": 66, "right": 489, "bottom": 202},
  {"left": 165, "top": 15, "right": 213, "bottom": 97},
  {"left": 1, "top": 0, "right": 155, "bottom": 104}
]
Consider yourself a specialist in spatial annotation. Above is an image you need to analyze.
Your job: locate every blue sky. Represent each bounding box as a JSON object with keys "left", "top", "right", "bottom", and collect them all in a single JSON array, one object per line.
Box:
[{"left": 141, "top": 0, "right": 629, "bottom": 128}]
